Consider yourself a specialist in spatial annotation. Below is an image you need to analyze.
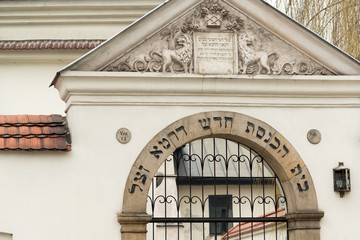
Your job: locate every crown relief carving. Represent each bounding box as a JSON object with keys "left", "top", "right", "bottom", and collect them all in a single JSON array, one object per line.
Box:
[{"left": 102, "top": 0, "right": 334, "bottom": 75}]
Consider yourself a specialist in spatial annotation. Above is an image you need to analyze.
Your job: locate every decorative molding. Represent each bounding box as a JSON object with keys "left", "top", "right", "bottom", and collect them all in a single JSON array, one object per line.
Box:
[
  {"left": 0, "top": 40, "right": 105, "bottom": 50},
  {"left": 0, "top": 0, "right": 163, "bottom": 26},
  {"left": 102, "top": 0, "right": 334, "bottom": 76},
  {"left": 54, "top": 71, "right": 360, "bottom": 112}
]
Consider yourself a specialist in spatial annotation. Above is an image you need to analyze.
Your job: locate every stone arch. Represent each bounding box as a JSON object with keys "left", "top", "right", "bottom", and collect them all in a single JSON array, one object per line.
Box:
[{"left": 118, "top": 111, "right": 324, "bottom": 240}]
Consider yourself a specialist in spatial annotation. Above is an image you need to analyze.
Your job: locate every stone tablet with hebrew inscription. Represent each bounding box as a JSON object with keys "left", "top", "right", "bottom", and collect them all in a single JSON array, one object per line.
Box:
[{"left": 194, "top": 32, "right": 237, "bottom": 74}]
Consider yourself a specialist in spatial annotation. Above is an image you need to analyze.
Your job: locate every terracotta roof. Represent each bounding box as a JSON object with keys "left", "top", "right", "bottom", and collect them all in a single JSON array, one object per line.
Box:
[
  {"left": 0, "top": 39, "right": 105, "bottom": 50},
  {"left": 222, "top": 207, "right": 286, "bottom": 239},
  {"left": 0, "top": 115, "right": 71, "bottom": 151}
]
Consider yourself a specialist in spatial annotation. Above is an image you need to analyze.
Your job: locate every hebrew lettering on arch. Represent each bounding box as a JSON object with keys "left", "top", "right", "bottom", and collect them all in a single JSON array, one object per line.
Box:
[
  {"left": 150, "top": 146, "right": 163, "bottom": 159},
  {"left": 168, "top": 131, "right": 179, "bottom": 141},
  {"left": 176, "top": 126, "right": 187, "bottom": 136},
  {"left": 134, "top": 172, "right": 148, "bottom": 184},
  {"left": 269, "top": 137, "right": 280, "bottom": 149},
  {"left": 256, "top": 126, "right": 266, "bottom": 139},
  {"left": 158, "top": 138, "right": 171, "bottom": 149},
  {"left": 297, "top": 181, "right": 309, "bottom": 192},
  {"left": 168, "top": 126, "right": 188, "bottom": 141},
  {"left": 264, "top": 132, "right": 272, "bottom": 143},
  {"left": 199, "top": 118, "right": 211, "bottom": 130},
  {"left": 138, "top": 165, "right": 150, "bottom": 173},
  {"left": 213, "top": 117, "right": 222, "bottom": 127},
  {"left": 281, "top": 145, "right": 290, "bottom": 158},
  {"left": 291, "top": 164, "right": 302, "bottom": 176},
  {"left": 224, "top": 117, "right": 233, "bottom": 128},
  {"left": 128, "top": 184, "right": 143, "bottom": 194},
  {"left": 128, "top": 165, "right": 150, "bottom": 194},
  {"left": 245, "top": 121, "right": 255, "bottom": 134}
]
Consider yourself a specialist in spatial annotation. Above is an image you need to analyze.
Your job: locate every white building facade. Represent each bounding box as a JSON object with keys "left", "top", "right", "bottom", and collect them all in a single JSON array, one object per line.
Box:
[{"left": 1, "top": 1, "right": 360, "bottom": 240}]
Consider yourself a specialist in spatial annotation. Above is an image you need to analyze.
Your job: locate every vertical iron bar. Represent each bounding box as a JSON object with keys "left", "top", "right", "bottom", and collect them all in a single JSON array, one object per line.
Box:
[
  {"left": 238, "top": 142, "right": 242, "bottom": 240},
  {"left": 175, "top": 154, "right": 180, "bottom": 240},
  {"left": 250, "top": 149, "right": 254, "bottom": 240},
  {"left": 201, "top": 139, "right": 205, "bottom": 240},
  {"left": 275, "top": 179, "right": 278, "bottom": 240},
  {"left": 152, "top": 176, "right": 155, "bottom": 240},
  {"left": 189, "top": 142, "right": 193, "bottom": 240},
  {"left": 262, "top": 157, "right": 266, "bottom": 240},
  {"left": 225, "top": 139, "right": 229, "bottom": 240},
  {"left": 165, "top": 158, "right": 167, "bottom": 240},
  {"left": 287, "top": 221, "right": 289, "bottom": 240},
  {"left": 213, "top": 138, "right": 217, "bottom": 240},
  {"left": 275, "top": 179, "right": 278, "bottom": 214}
]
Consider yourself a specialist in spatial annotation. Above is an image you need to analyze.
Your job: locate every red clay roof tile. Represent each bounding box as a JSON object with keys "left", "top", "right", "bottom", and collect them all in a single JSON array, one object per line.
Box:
[
  {"left": 0, "top": 116, "right": 6, "bottom": 124},
  {"left": 0, "top": 114, "right": 70, "bottom": 151},
  {"left": 29, "top": 138, "right": 41, "bottom": 150},
  {"left": 39, "top": 115, "right": 52, "bottom": 123},
  {"left": 42, "top": 126, "right": 54, "bottom": 135},
  {"left": 30, "top": 126, "right": 42, "bottom": 135},
  {"left": 5, "top": 116, "right": 17, "bottom": 124},
  {"left": 28, "top": 115, "right": 41, "bottom": 123},
  {"left": 50, "top": 114, "right": 64, "bottom": 123},
  {"left": 53, "top": 126, "right": 66, "bottom": 134},
  {"left": 55, "top": 137, "right": 68, "bottom": 150},
  {"left": 7, "top": 127, "right": 18, "bottom": 135},
  {"left": 43, "top": 138, "right": 56, "bottom": 150},
  {"left": 18, "top": 126, "right": 30, "bottom": 135},
  {"left": 0, "top": 138, "right": 5, "bottom": 149},
  {"left": 6, "top": 138, "right": 18, "bottom": 149},
  {"left": 19, "top": 138, "right": 31, "bottom": 150},
  {"left": 17, "top": 115, "right": 29, "bottom": 124}
]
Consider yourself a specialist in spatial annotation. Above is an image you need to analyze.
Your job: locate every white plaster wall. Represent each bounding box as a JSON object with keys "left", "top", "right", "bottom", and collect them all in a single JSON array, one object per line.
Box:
[
  {"left": 0, "top": 103, "right": 359, "bottom": 240},
  {"left": 0, "top": 1, "right": 359, "bottom": 239},
  {"left": 0, "top": 52, "right": 81, "bottom": 114}
]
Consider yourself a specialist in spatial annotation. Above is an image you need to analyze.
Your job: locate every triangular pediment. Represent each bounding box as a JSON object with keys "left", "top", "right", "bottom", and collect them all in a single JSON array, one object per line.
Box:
[{"left": 60, "top": 0, "right": 360, "bottom": 76}]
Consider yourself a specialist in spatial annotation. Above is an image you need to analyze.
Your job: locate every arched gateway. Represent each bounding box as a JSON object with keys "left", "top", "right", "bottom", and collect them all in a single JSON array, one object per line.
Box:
[{"left": 118, "top": 111, "right": 323, "bottom": 240}]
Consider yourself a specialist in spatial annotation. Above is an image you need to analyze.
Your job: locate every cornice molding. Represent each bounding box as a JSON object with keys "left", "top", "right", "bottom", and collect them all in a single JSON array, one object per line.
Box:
[
  {"left": 54, "top": 72, "right": 360, "bottom": 111},
  {"left": 0, "top": 0, "right": 163, "bottom": 26}
]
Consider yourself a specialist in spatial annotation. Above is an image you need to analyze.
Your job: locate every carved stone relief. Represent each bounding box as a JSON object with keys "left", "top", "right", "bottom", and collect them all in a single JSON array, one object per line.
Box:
[{"left": 102, "top": 0, "right": 334, "bottom": 75}]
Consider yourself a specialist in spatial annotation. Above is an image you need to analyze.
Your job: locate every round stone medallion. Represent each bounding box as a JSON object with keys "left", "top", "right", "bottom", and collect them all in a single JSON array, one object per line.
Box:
[
  {"left": 307, "top": 129, "right": 321, "bottom": 144},
  {"left": 116, "top": 128, "right": 132, "bottom": 144}
]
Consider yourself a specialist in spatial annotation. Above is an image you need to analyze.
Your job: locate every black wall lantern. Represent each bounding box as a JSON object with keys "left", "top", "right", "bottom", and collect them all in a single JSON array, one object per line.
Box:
[{"left": 333, "top": 162, "right": 351, "bottom": 197}]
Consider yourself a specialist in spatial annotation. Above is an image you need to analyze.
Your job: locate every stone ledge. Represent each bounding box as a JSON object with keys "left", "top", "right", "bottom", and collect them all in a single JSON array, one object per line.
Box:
[
  {"left": 118, "top": 213, "right": 152, "bottom": 225},
  {"left": 286, "top": 211, "right": 325, "bottom": 231}
]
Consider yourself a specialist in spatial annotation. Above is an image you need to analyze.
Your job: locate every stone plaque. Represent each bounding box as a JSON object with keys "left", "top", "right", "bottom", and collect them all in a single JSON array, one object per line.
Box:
[
  {"left": 307, "top": 129, "right": 321, "bottom": 144},
  {"left": 194, "top": 32, "right": 238, "bottom": 74},
  {"left": 116, "top": 128, "right": 131, "bottom": 144}
]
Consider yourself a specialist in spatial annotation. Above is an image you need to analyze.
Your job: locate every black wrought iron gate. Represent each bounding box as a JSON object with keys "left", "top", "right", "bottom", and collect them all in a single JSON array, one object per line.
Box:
[{"left": 147, "top": 138, "right": 287, "bottom": 240}]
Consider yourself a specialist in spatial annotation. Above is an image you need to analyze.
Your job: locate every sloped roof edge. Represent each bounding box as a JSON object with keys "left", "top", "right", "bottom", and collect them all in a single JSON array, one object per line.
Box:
[
  {"left": 50, "top": 0, "right": 174, "bottom": 86},
  {"left": 51, "top": 0, "right": 360, "bottom": 86}
]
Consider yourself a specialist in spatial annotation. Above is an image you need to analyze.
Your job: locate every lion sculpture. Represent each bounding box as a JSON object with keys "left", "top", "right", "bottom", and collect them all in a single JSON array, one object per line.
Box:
[
  {"left": 238, "top": 34, "right": 274, "bottom": 74},
  {"left": 162, "top": 34, "right": 193, "bottom": 73}
]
